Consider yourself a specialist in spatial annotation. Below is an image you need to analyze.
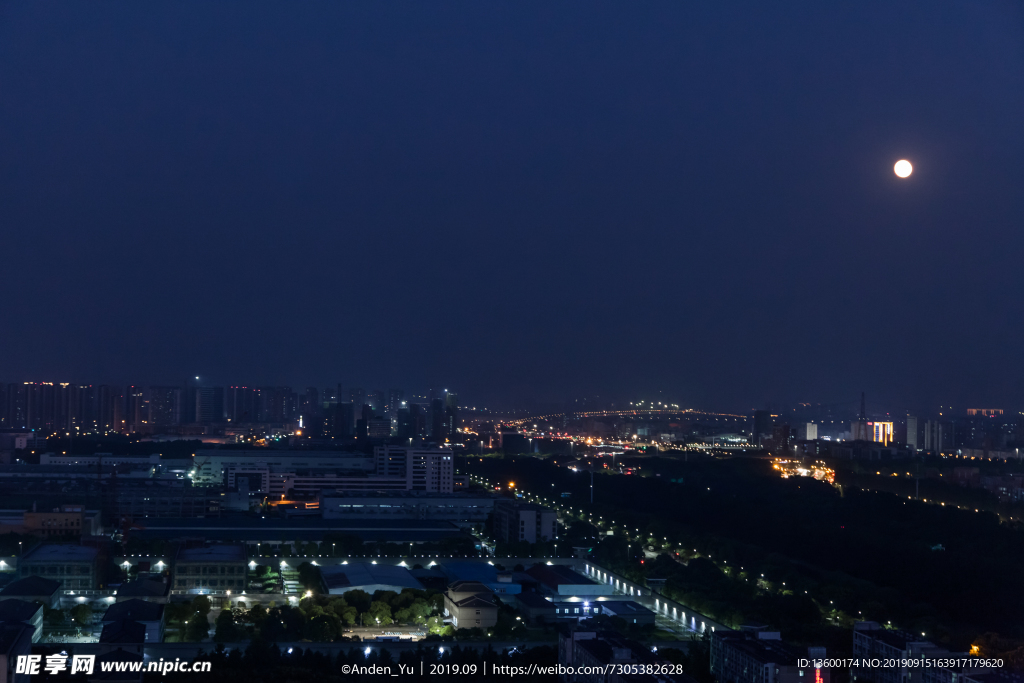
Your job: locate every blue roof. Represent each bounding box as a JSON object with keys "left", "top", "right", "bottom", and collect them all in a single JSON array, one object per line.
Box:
[{"left": 320, "top": 563, "right": 423, "bottom": 592}]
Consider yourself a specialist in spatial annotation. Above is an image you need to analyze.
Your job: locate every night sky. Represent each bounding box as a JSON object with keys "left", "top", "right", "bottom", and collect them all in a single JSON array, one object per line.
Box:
[{"left": 1, "top": 2, "right": 1022, "bottom": 412}]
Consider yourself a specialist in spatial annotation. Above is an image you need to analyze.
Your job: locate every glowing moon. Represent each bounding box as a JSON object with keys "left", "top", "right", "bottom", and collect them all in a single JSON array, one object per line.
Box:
[{"left": 894, "top": 159, "right": 913, "bottom": 178}]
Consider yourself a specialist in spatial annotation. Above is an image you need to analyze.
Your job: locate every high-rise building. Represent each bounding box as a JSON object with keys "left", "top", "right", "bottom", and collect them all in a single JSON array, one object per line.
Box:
[
  {"left": 752, "top": 410, "right": 772, "bottom": 446},
  {"left": 226, "top": 386, "right": 258, "bottom": 423},
  {"left": 367, "top": 416, "right": 392, "bottom": 440},
  {"left": 300, "top": 387, "right": 320, "bottom": 424},
  {"left": 445, "top": 391, "right": 459, "bottom": 439},
  {"left": 195, "top": 387, "right": 225, "bottom": 425},
  {"left": 96, "top": 385, "right": 119, "bottom": 431},
  {"left": 323, "top": 401, "right": 355, "bottom": 438},
  {"left": 349, "top": 388, "right": 365, "bottom": 413},
  {"left": 396, "top": 406, "right": 414, "bottom": 440},
  {"left": 924, "top": 420, "right": 943, "bottom": 453},
  {"left": 906, "top": 416, "right": 919, "bottom": 450},
  {"left": 871, "top": 422, "right": 893, "bottom": 446},
  {"left": 149, "top": 386, "right": 181, "bottom": 428},
  {"left": 322, "top": 383, "right": 341, "bottom": 403},
  {"left": 387, "top": 389, "right": 404, "bottom": 416},
  {"left": 127, "top": 385, "right": 146, "bottom": 432},
  {"left": 367, "top": 390, "right": 386, "bottom": 415},
  {"left": 430, "top": 397, "right": 445, "bottom": 442}
]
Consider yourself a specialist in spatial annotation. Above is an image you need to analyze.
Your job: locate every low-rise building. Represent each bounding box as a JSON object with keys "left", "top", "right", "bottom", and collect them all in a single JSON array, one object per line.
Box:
[
  {"left": 526, "top": 563, "right": 613, "bottom": 596},
  {"left": 437, "top": 562, "right": 521, "bottom": 596},
  {"left": 18, "top": 544, "right": 101, "bottom": 590},
  {"left": 852, "top": 622, "right": 945, "bottom": 683},
  {"left": 0, "top": 577, "right": 61, "bottom": 609},
  {"left": 320, "top": 492, "right": 495, "bottom": 522},
  {"left": 115, "top": 575, "right": 170, "bottom": 603},
  {"left": 515, "top": 592, "right": 557, "bottom": 623},
  {"left": 443, "top": 581, "right": 498, "bottom": 630},
  {"left": 173, "top": 545, "right": 247, "bottom": 593},
  {"left": 559, "top": 625, "right": 697, "bottom": 683},
  {"left": 0, "top": 600, "right": 43, "bottom": 642},
  {"left": 711, "top": 630, "right": 829, "bottom": 683},
  {"left": 320, "top": 563, "right": 424, "bottom": 596},
  {"left": 101, "top": 599, "right": 165, "bottom": 643},
  {"left": 0, "top": 624, "right": 33, "bottom": 683},
  {"left": 98, "top": 620, "right": 146, "bottom": 656},
  {"left": 493, "top": 500, "right": 557, "bottom": 544},
  {"left": 0, "top": 506, "right": 102, "bottom": 538}
]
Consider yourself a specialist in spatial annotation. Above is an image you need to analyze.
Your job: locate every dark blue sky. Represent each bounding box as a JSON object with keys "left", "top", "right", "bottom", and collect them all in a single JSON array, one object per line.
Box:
[{"left": 1, "top": 1, "right": 1022, "bottom": 412}]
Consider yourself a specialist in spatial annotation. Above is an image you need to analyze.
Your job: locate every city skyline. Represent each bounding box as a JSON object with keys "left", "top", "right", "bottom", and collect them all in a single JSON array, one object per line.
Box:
[{"left": 2, "top": 2, "right": 1023, "bottom": 411}]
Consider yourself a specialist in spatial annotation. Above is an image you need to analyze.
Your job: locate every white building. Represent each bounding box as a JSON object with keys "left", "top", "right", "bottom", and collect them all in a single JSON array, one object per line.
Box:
[{"left": 493, "top": 500, "right": 557, "bottom": 544}]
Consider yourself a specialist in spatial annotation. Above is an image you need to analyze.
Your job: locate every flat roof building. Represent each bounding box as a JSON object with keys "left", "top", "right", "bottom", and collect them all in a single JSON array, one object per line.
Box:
[
  {"left": 18, "top": 544, "right": 101, "bottom": 591},
  {"left": 320, "top": 491, "right": 496, "bottom": 523},
  {"left": 320, "top": 563, "right": 424, "bottom": 595},
  {"left": 0, "top": 577, "right": 60, "bottom": 609},
  {"left": 493, "top": 500, "right": 557, "bottom": 544},
  {"left": 526, "top": 563, "right": 613, "bottom": 596},
  {"left": 173, "top": 545, "right": 247, "bottom": 594}
]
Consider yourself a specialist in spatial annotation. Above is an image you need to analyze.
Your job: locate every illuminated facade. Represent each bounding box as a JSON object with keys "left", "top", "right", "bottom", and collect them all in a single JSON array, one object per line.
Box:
[{"left": 871, "top": 422, "right": 893, "bottom": 446}]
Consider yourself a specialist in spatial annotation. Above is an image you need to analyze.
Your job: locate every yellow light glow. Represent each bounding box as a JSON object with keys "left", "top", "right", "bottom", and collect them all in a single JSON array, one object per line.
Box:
[{"left": 894, "top": 159, "right": 913, "bottom": 178}]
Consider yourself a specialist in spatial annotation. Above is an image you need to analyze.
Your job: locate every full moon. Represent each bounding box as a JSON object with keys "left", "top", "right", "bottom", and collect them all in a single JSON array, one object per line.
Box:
[{"left": 894, "top": 159, "right": 913, "bottom": 178}]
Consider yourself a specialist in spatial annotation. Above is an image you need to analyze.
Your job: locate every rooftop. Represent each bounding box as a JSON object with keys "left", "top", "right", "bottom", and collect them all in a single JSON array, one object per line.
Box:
[
  {"left": 176, "top": 545, "right": 247, "bottom": 563},
  {"left": 100, "top": 620, "right": 147, "bottom": 644},
  {"left": 321, "top": 491, "right": 496, "bottom": 500},
  {"left": 102, "top": 599, "right": 164, "bottom": 623},
  {"left": 0, "top": 599, "right": 41, "bottom": 623},
  {"left": 320, "top": 563, "right": 423, "bottom": 592},
  {"left": 448, "top": 580, "right": 493, "bottom": 595},
  {"left": 715, "top": 632, "right": 806, "bottom": 665},
  {"left": 0, "top": 576, "right": 60, "bottom": 597},
  {"left": 133, "top": 517, "right": 467, "bottom": 543},
  {"left": 0, "top": 624, "right": 30, "bottom": 656},
  {"left": 594, "top": 600, "right": 653, "bottom": 617},
  {"left": 526, "top": 563, "right": 597, "bottom": 589},
  {"left": 117, "top": 576, "right": 170, "bottom": 598},
  {"left": 438, "top": 562, "right": 498, "bottom": 584},
  {"left": 21, "top": 544, "right": 98, "bottom": 563},
  {"left": 516, "top": 593, "right": 555, "bottom": 608}
]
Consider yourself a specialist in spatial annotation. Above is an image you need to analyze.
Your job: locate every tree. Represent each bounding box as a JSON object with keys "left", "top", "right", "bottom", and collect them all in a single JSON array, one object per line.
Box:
[
  {"left": 165, "top": 601, "right": 193, "bottom": 625},
  {"left": 426, "top": 616, "right": 447, "bottom": 635},
  {"left": 305, "top": 614, "right": 340, "bottom": 642},
  {"left": 344, "top": 590, "right": 371, "bottom": 615},
  {"left": 214, "top": 609, "right": 240, "bottom": 643},
  {"left": 185, "top": 613, "right": 209, "bottom": 642},
  {"left": 296, "top": 562, "right": 323, "bottom": 593},
  {"left": 70, "top": 604, "right": 92, "bottom": 626},
  {"left": 367, "top": 601, "right": 393, "bottom": 626},
  {"left": 44, "top": 608, "right": 68, "bottom": 628},
  {"left": 247, "top": 603, "right": 267, "bottom": 626},
  {"left": 190, "top": 595, "right": 212, "bottom": 618},
  {"left": 409, "top": 599, "right": 432, "bottom": 622}
]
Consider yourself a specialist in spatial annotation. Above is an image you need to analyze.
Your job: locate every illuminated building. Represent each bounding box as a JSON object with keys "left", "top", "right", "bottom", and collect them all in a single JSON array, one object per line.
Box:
[
  {"left": 871, "top": 421, "right": 893, "bottom": 446},
  {"left": 967, "top": 408, "right": 1002, "bottom": 417}
]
